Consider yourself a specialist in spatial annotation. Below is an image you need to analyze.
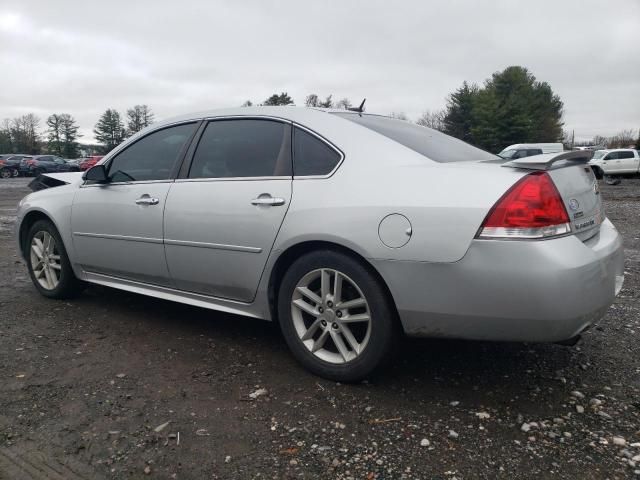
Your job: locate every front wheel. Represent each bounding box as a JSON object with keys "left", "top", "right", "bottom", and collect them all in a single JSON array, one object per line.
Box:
[
  {"left": 26, "top": 219, "right": 84, "bottom": 299},
  {"left": 0, "top": 168, "right": 11, "bottom": 179},
  {"left": 604, "top": 175, "right": 621, "bottom": 186},
  {"left": 277, "top": 250, "right": 398, "bottom": 382}
]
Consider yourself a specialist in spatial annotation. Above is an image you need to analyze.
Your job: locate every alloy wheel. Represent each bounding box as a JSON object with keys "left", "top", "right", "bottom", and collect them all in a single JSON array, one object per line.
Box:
[
  {"left": 291, "top": 268, "right": 372, "bottom": 364},
  {"left": 30, "top": 231, "right": 61, "bottom": 290}
]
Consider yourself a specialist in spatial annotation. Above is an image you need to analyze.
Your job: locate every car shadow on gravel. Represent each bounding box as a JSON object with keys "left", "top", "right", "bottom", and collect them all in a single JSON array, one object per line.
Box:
[{"left": 77, "top": 283, "right": 574, "bottom": 394}]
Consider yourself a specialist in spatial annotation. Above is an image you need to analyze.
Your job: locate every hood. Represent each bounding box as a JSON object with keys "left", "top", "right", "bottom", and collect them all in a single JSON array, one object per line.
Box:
[{"left": 28, "top": 172, "right": 85, "bottom": 191}]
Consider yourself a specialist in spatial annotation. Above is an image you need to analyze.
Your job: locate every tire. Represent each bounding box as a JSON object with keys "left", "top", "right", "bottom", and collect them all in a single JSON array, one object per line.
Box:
[
  {"left": 25, "top": 219, "right": 84, "bottom": 299},
  {"left": 604, "top": 175, "right": 621, "bottom": 186},
  {"left": 12, "top": 168, "right": 19, "bottom": 177},
  {"left": 0, "top": 168, "right": 11, "bottom": 179},
  {"left": 277, "top": 250, "right": 398, "bottom": 382}
]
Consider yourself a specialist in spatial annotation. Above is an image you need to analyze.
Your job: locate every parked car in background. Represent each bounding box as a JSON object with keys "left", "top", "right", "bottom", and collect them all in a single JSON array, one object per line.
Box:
[
  {"left": 20, "top": 155, "right": 80, "bottom": 176},
  {"left": 13, "top": 107, "right": 624, "bottom": 381},
  {"left": 0, "top": 154, "right": 22, "bottom": 178},
  {"left": 498, "top": 143, "right": 563, "bottom": 159},
  {"left": 65, "top": 158, "right": 81, "bottom": 168},
  {"left": 79, "top": 156, "right": 104, "bottom": 171},
  {"left": 589, "top": 149, "right": 640, "bottom": 183}
]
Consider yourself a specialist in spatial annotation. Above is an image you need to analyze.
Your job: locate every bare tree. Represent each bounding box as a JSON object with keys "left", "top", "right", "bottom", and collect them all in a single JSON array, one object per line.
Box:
[
  {"left": 335, "top": 98, "right": 352, "bottom": 110},
  {"left": 126, "top": 105, "right": 154, "bottom": 136},
  {"left": 389, "top": 112, "right": 408, "bottom": 121},
  {"left": 416, "top": 109, "right": 445, "bottom": 131},
  {"left": 305, "top": 94, "right": 319, "bottom": 107}
]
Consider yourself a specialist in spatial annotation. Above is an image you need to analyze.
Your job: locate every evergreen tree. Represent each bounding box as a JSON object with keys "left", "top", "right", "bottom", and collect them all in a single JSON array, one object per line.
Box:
[
  {"left": 46, "top": 114, "right": 64, "bottom": 155},
  {"left": 94, "top": 109, "right": 125, "bottom": 153},
  {"left": 126, "top": 105, "right": 154, "bottom": 136},
  {"left": 60, "top": 114, "right": 80, "bottom": 158},
  {"left": 442, "top": 67, "right": 564, "bottom": 152},
  {"left": 442, "top": 81, "right": 478, "bottom": 144},
  {"left": 263, "top": 92, "right": 294, "bottom": 106}
]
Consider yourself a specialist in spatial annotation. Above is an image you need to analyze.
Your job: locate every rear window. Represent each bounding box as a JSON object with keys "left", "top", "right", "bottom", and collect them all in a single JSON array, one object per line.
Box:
[{"left": 333, "top": 113, "right": 498, "bottom": 163}]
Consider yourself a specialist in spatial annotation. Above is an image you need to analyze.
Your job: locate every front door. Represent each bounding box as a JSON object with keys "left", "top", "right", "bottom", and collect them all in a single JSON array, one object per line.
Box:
[
  {"left": 71, "top": 122, "right": 197, "bottom": 286},
  {"left": 164, "top": 118, "right": 292, "bottom": 302}
]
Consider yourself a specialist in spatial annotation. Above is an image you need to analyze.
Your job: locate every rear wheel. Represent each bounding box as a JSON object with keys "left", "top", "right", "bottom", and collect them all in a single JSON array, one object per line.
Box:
[
  {"left": 26, "top": 220, "right": 84, "bottom": 299},
  {"left": 277, "top": 250, "right": 397, "bottom": 382}
]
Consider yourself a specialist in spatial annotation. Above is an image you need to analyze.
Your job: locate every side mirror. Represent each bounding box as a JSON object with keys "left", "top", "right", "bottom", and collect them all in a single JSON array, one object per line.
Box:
[{"left": 83, "top": 164, "right": 109, "bottom": 183}]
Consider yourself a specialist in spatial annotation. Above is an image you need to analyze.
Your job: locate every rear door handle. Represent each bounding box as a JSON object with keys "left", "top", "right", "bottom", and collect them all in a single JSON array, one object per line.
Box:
[
  {"left": 251, "top": 195, "right": 285, "bottom": 206},
  {"left": 135, "top": 195, "right": 159, "bottom": 206}
]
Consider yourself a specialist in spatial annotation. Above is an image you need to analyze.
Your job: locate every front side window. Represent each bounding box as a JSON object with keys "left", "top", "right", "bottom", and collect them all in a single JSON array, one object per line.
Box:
[
  {"left": 108, "top": 123, "right": 196, "bottom": 182},
  {"left": 189, "top": 119, "right": 291, "bottom": 179},
  {"left": 293, "top": 127, "right": 341, "bottom": 176},
  {"left": 603, "top": 152, "right": 616, "bottom": 160}
]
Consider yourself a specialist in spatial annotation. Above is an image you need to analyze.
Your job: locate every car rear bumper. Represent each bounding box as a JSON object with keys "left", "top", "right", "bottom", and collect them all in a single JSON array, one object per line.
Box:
[{"left": 371, "top": 218, "right": 624, "bottom": 342}]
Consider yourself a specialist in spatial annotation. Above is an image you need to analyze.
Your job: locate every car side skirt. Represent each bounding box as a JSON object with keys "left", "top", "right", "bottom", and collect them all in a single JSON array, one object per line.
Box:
[{"left": 83, "top": 271, "right": 271, "bottom": 320}]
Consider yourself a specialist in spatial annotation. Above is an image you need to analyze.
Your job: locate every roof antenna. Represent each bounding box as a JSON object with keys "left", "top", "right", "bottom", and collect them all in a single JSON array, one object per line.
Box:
[{"left": 347, "top": 98, "right": 366, "bottom": 113}]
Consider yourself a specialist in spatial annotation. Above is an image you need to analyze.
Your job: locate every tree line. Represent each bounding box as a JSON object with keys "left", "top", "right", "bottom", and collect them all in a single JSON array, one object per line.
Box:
[
  {"left": 0, "top": 105, "right": 155, "bottom": 157},
  {"left": 2, "top": 66, "right": 638, "bottom": 156}
]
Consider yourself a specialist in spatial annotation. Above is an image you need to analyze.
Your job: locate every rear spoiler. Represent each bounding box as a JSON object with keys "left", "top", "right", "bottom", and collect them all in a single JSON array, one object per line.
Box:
[{"left": 503, "top": 150, "right": 594, "bottom": 171}]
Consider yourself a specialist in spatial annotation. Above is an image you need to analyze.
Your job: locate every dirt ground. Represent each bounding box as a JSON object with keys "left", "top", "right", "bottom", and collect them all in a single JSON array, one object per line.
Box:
[{"left": 0, "top": 177, "right": 639, "bottom": 480}]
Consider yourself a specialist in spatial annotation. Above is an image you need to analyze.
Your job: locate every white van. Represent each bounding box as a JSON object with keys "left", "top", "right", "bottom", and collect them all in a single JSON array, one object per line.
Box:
[{"left": 498, "top": 143, "right": 564, "bottom": 159}]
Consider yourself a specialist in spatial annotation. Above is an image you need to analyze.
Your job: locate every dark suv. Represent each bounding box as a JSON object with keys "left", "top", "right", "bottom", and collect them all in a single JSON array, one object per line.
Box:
[{"left": 20, "top": 155, "right": 80, "bottom": 176}]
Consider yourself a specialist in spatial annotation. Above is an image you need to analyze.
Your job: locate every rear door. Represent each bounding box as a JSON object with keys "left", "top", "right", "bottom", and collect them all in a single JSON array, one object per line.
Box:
[
  {"left": 164, "top": 118, "right": 292, "bottom": 302},
  {"left": 616, "top": 150, "right": 637, "bottom": 173}
]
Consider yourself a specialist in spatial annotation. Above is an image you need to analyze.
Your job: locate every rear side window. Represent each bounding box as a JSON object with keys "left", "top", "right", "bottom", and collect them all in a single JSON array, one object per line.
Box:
[
  {"left": 189, "top": 119, "right": 291, "bottom": 179},
  {"left": 333, "top": 113, "right": 498, "bottom": 163},
  {"left": 293, "top": 128, "right": 341, "bottom": 176},
  {"left": 108, "top": 123, "right": 196, "bottom": 182},
  {"left": 528, "top": 149, "right": 543, "bottom": 156},
  {"left": 618, "top": 151, "right": 634, "bottom": 159}
]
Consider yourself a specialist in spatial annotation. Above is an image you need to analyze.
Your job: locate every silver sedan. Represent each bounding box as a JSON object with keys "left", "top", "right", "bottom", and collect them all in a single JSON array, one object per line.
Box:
[{"left": 15, "top": 107, "right": 624, "bottom": 381}]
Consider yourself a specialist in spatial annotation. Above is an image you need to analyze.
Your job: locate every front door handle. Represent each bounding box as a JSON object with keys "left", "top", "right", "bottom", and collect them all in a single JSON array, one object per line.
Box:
[
  {"left": 251, "top": 195, "right": 285, "bottom": 206},
  {"left": 135, "top": 195, "right": 159, "bottom": 206}
]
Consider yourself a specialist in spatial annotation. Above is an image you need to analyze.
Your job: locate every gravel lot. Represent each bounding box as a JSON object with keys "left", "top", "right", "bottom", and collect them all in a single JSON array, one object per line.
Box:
[{"left": 0, "top": 177, "right": 639, "bottom": 479}]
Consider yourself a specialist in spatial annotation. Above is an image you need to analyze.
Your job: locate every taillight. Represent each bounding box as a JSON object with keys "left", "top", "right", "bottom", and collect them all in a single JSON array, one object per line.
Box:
[{"left": 477, "top": 172, "right": 571, "bottom": 240}]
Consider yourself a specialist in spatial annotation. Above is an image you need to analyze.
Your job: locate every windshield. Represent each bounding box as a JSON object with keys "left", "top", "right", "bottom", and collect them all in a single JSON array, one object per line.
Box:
[
  {"left": 498, "top": 149, "right": 517, "bottom": 159},
  {"left": 592, "top": 150, "right": 606, "bottom": 159},
  {"left": 333, "top": 113, "right": 499, "bottom": 163}
]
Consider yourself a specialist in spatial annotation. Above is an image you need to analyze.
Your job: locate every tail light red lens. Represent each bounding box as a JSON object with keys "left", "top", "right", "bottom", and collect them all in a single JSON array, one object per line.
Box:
[{"left": 477, "top": 172, "right": 571, "bottom": 239}]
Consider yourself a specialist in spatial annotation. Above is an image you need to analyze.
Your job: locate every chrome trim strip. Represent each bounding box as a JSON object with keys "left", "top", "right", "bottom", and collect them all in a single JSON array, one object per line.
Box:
[
  {"left": 164, "top": 238, "right": 262, "bottom": 253},
  {"left": 81, "top": 179, "right": 173, "bottom": 188},
  {"left": 174, "top": 176, "right": 291, "bottom": 183},
  {"left": 73, "top": 232, "right": 164, "bottom": 244}
]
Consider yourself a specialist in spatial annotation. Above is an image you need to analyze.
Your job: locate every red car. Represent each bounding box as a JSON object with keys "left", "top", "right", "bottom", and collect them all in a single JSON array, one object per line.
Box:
[{"left": 79, "top": 155, "right": 104, "bottom": 171}]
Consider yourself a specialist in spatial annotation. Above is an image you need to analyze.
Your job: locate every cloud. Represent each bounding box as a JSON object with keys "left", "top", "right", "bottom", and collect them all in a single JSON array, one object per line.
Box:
[{"left": 1, "top": 0, "right": 639, "bottom": 143}]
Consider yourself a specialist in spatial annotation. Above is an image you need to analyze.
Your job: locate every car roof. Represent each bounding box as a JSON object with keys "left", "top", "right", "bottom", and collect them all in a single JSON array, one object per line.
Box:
[
  {"left": 149, "top": 106, "right": 369, "bottom": 130},
  {"left": 596, "top": 148, "right": 636, "bottom": 152}
]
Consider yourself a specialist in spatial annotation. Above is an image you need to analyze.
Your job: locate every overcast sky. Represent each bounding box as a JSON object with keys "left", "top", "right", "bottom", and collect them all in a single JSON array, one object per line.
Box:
[{"left": 1, "top": 0, "right": 639, "bottom": 143}]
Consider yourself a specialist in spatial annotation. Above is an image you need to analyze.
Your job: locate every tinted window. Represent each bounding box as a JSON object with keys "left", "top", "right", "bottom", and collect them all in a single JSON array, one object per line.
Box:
[
  {"left": 189, "top": 119, "right": 291, "bottom": 178},
  {"left": 603, "top": 152, "right": 616, "bottom": 160},
  {"left": 528, "top": 149, "right": 543, "bottom": 156},
  {"left": 333, "top": 113, "right": 498, "bottom": 163},
  {"left": 39, "top": 156, "right": 53, "bottom": 162},
  {"left": 293, "top": 128, "right": 341, "bottom": 176},
  {"left": 108, "top": 123, "right": 196, "bottom": 182},
  {"left": 618, "top": 151, "right": 634, "bottom": 159}
]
